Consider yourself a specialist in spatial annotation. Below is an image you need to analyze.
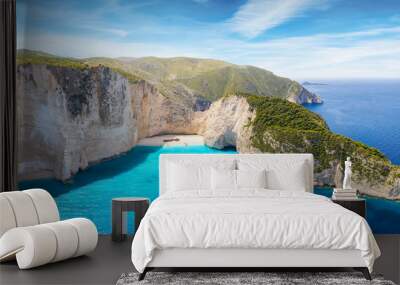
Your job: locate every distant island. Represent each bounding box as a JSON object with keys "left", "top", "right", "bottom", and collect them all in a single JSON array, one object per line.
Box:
[{"left": 302, "top": 81, "right": 328, "bottom": 86}]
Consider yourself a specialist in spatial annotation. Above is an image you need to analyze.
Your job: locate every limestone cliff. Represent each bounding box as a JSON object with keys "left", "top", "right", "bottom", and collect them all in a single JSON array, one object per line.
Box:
[
  {"left": 192, "top": 96, "right": 254, "bottom": 149},
  {"left": 16, "top": 64, "right": 196, "bottom": 180},
  {"left": 16, "top": 51, "right": 319, "bottom": 181}
]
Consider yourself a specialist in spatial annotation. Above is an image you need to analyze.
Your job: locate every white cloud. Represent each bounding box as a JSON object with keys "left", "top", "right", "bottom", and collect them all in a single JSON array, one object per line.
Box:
[
  {"left": 315, "top": 26, "right": 400, "bottom": 39},
  {"left": 22, "top": 0, "right": 139, "bottom": 38},
  {"left": 215, "top": 27, "right": 400, "bottom": 79},
  {"left": 228, "top": 0, "right": 329, "bottom": 38},
  {"left": 18, "top": 33, "right": 208, "bottom": 59},
  {"left": 18, "top": 11, "right": 400, "bottom": 80}
]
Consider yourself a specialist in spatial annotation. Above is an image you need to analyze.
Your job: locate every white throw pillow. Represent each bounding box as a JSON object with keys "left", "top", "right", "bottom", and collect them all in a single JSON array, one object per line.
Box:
[
  {"left": 236, "top": 169, "right": 267, "bottom": 189},
  {"left": 211, "top": 169, "right": 267, "bottom": 191},
  {"left": 167, "top": 159, "right": 236, "bottom": 192},
  {"left": 168, "top": 163, "right": 210, "bottom": 191},
  {"left": 238, "top": 159, "right": 308, "bottom": 191},
  {"left": 211, "top": 168, "right": 236, "bottom": 191}
]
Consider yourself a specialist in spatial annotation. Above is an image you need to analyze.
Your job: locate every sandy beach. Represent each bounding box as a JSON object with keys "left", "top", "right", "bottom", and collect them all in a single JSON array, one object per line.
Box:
[{"left": 137, "top": 135, "right": 205, "bottom": 147}]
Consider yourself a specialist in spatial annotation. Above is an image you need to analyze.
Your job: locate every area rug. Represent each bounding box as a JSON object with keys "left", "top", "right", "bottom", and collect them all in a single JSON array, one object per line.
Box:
[{"left": 116, "top": 271, "right": 395, "bottom": 285}]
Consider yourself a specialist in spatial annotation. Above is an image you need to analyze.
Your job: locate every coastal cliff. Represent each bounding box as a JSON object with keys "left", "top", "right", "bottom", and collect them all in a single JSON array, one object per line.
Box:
[
  {"left": 16, "top": 64, "right": 195, "bottom": 180},
  {"left": 16, "top": 50, "right": 399, "bottom": 200},
  {"left": 16, "top": 50, "right": 318, "bottom": 180},
  {"left": 197, "top": 94, "right": 400, "bottom": 200}
]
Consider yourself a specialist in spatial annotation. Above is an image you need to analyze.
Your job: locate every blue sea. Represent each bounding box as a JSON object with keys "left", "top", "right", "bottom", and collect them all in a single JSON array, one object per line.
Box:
[
  {"left": 304, "top": 79, "right": 400, "bottom": 164},
  {"left": 19, "top": 80, "right": 400, "bottom": 234}
]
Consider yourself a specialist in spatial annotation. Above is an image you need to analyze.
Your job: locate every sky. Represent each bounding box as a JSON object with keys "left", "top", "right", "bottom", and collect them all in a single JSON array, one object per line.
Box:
[{"left": 17, "top": 0, "right": 400, "bottom": 80}]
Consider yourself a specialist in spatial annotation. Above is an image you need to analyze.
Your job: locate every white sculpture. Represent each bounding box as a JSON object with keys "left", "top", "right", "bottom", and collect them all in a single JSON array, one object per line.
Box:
[{"left": 343, "top": 157, "right": 352, "bottom": 190}]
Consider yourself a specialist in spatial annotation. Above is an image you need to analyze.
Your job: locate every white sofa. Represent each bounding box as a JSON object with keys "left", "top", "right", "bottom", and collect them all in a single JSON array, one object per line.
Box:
[{"left": 0, "top": 189, "right": 98, "bottom": 269}]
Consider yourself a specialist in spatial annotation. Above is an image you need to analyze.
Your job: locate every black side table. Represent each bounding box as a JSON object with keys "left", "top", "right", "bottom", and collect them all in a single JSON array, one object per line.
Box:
[
  {"left": 112, "top": 197, "right": 149, "bottom": 242},
  {"left": 332, "top": 198, "right": 366, "bottom": 218}
]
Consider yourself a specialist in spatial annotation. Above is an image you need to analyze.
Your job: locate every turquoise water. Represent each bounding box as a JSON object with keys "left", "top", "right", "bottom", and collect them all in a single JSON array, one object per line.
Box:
[
  {"left": 19, "top": 145, "right": 400, "bottom": 234},
  {"left": 19, "top": 145, "right": 236, "bottom": 234}
]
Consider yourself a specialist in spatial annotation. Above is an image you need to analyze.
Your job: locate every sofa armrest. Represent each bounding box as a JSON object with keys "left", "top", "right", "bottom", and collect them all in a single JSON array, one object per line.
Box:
[
  {"left": 0, "top": 218, "right": 97, "bottom": 269},
  {"left": 0, "top": 226, "right": 57, "bottom": 268}
]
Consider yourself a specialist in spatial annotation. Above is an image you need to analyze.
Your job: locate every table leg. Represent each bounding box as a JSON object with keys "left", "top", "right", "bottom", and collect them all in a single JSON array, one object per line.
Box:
[
  {"left": 134, "top": 202, "right": 149, "bottom": 234},
  {"left": 112, "top": 203, "right": 123, "bottom": 241},
  {"left": 122, "top": 211, "right": 127, "bottom": 237}
]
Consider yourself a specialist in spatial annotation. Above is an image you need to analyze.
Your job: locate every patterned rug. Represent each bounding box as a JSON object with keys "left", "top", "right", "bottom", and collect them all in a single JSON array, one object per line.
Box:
[{"left": 116, "top": 271, "right": 395, "bottom": 285}]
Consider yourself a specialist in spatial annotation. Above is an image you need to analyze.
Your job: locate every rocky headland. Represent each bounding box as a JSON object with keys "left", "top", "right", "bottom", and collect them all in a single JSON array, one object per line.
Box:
[{"left": 194, "top": 94, "right": 400, "bottom": 200}]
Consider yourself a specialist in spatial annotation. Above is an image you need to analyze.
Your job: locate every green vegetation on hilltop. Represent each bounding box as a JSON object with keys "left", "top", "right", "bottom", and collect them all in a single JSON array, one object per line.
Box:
[
  {"left": 17, "top": 50, "right": 143, "bottom": 83},
  {"left": 126, "top": 56, "right": 231, "bottom": 81},
  {"left": 17, "top": 50, "right": 312, "bottom": 103},
  {"left": 246, "top": 95, "right": 328, "bottom": 132},
  {"left": 17, "top": 49, "right": 88, "bottom": 69},
  {"left": 244, "top": 94, "right": 390, "bottom": 184},
  {"left": 178, "top": 65, "right": 298, "bottom": 101},
  {"left": 82, "top": 55, "right": 306, "bottom": 102},
  {"left": 83, "top": 57, "right": 151, "bottom": 83}
]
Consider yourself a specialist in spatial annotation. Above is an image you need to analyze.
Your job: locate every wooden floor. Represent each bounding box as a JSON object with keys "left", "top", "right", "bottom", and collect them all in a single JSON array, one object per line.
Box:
[{"left": 1, "top": 235, "right": 399, "bottom": 285}]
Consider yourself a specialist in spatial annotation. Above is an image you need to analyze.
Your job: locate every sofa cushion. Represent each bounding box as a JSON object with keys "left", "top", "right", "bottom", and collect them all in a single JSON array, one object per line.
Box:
[
  {"left": 24, "top": 189, "right": 60, "bottom": 224},
  {"left": 0, "top": 196, "right": 17, "bottom": 237},
  {"left": 0, "top": 191, "right": 39, "bottom": 227}
]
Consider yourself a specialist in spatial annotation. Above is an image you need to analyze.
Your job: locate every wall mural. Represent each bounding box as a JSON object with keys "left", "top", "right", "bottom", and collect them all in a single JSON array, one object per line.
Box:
[{"left": 16, "top": 0, "right": 400, "bottom": 233}]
